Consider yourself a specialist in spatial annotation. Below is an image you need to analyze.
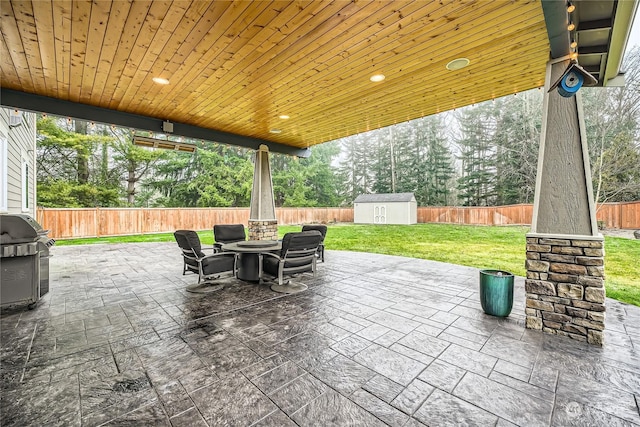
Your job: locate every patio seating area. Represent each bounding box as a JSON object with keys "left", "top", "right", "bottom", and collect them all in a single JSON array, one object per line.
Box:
[{"left": 1, "top": 242, "right": 639, "bottom": 426}]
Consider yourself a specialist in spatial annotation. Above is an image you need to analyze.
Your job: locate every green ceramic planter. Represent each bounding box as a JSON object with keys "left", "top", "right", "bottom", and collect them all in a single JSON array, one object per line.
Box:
[{"left": 479, "top": 269, "right": 514, "bottom": 317}]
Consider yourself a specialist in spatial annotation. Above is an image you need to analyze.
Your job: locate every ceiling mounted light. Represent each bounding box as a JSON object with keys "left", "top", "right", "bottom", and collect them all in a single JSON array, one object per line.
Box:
[
  {"left": 370, "top": 74, "right": 385, "bottom": 82},
  {"left": 566, "top": 1, "right": 575, "bottom": 13},
  {"left": 269, "top": 129, "right": 282, "bottom": 134},
  {"left": 570, "top": 39, "right": 578, "bottom": 49},
  {"left": 567, "top": 20, "right": 575, "bottom": 31},
  {"left": 152, "top": 77, "right": 170, "bottom": 85},
  {"left": 279, "top": 115, "right": 290, "bottom": 120},
  {"left": 446, "top": 58, "right": 470, "bottom": 71}
]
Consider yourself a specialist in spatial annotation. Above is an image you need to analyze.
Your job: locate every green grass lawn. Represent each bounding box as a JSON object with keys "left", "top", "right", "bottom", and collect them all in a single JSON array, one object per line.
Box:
[{"left": 56, "top": 223, "right": 640, "bottom": 307}]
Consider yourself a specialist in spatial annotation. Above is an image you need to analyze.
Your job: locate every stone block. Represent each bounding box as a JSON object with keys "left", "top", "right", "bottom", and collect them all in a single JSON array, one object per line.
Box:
[
  {"left": 550, "top": 263, "right": 587, "bottom": 275},
  {"left": 543, "top": 327, "right": 558, "bottom": 334},
  {"left": 539, "top": 238, "right": 571, "bottom": 246},
  {"left": 584, "top": 248, "right": 604, "bottom": 257},
  {"left": 540, "top": 253, "right": 576, "bottom": 263},
  {"left": 577, "top": 276, "right": 604, "bottom": 288},
  {"left": 543, "top": 320, "right": 562, "bottom": 329},
  {"left": 526, "top": 260, "right": 550, "bottom": 272},
  {"left": 525, "top": 293, "right": 539, "bottom": 300},
  {"left": 540, "top": 273, "right": 548, "bottom": 280},
  {"left": 585, "top": 287, "right": 605, "bottom": 303},
  {"left": 542, "top": 312, "right": 571, "bottom": 323},
  {"left": 526, "top": 299, "right": 554, "bottom": 312},
  {"left": 526, "top": 271, "right": 540, "bottom": 280},
  {"left": 562, "top": 324, "right": 587, "bottom": 335},
  {"left": 588, "top": 330, "right": 604, "bottom": 346},
  {"left": 557, "top": 283, "right": 584, "bottom": 300},
  {"left": 540, "top": 296, "right": 571, "bottom": 305},
  {"left": 527, "top": 244, "right": 551, "bottom": 253},
  {"left": 554, "top": 304, "right": 566, "bottom": 314},
  {"left": 572, "top": 300, "right": 606, "bottom": 312},
  {"left": 526, "top": 237, "right": 539, "bottom": 244},
  {"left": 525, "top": 308, "right": 538, "bottom": 317},
  {"left": 571, "top": 240, "right": 604, "bottom": 248},
  {"left": 566, "top": 307, "right": 587, "bottom": 318},
  {"left": 552, "top": 246, "right": 584, "bottom": 255},
  {"left": 587, "top": 311, "right": 605, "bottom": 323},
  {"left": 573, "top": 318, "right": 605, "bottom": 331},
  {"left": 567, "top": 333, "right": 587, "bottom": 342},
  {"left": 576, "top": 257, "right": 604, "bottom": 266},
  {"left": 525, "top": 280, "right": 556, "bottom": 296},
  {"left": 548, "top": 273, "right": 578, "bottom": 284},
  {"left": 526, "top": 252, "right": 541, "bottom": 260},
  {"left": 586, "top": 266, "right": 605, "bottom": 278},
  {"left": 526, "top": 316, "right": 542, "bottom": 330}
]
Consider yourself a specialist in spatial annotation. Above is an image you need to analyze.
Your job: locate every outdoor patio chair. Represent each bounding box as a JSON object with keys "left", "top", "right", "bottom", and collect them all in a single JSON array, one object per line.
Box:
[
  {"left": 173, "top": 230, "right": 236, "bottom": 293},
  {"left": 301, "top": 224, "right": 327, "bottom": 262},
  {"left": 261, "top": 230, "right": 323, "bottom": 293},
  {"left": 213, "top": 224, "right": 247, "bottom": 252}
]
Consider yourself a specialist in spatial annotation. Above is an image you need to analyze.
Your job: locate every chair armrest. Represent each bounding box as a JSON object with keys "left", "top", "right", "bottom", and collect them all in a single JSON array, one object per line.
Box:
[
  {"left": 201, "top": 252, "right": 237, "bottom": 262},
  {"left": 260, "top": 252, "right": 281, "bottom": 261}
]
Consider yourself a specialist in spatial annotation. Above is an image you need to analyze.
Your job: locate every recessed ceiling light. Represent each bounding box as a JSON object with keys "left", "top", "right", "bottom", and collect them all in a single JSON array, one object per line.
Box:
[
  {"left": 370, "top": 74, "right": 386, "bottom": 82},
  {"left": 445, "top": 58, "right": 470, "bottom": 71},
  {"left": 152, "top": 77, "right": 170, "bottom": 85},
  {"left": 279, "top": 115, "right": 290, "bottom": 120},
  {"left": 269, "top": 129, "right": 282, "bottom": 134}
]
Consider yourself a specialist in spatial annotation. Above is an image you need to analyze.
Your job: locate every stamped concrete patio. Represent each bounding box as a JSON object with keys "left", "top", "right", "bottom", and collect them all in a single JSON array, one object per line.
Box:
[{"left": 1, "top": 242, "right": 639, "bottom": 426}]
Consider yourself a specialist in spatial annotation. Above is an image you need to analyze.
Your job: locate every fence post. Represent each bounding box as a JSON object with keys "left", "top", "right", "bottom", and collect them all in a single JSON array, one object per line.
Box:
[{"left": 95, "top": 207, "right": 100, "bottom": 238}]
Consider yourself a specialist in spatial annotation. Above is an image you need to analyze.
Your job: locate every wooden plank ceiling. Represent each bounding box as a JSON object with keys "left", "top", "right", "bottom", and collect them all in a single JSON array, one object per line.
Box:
[{"left": 0, "top": 0, "right": 551, "bottom": 148}]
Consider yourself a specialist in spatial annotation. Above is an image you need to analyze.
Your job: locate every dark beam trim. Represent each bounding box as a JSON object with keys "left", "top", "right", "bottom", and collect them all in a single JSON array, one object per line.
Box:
[
  {"left": 0, "top": 88, "right": 311, "bottom": 158},
  {"left": 541, "top": 0, "right": 571, "bottom": 59},
  {"left": 577, "top": 18, "right": 613, "bottom": 32},
  {"left": 583, "top": 64, "right": 602, "bottom": 74},
  {"left": 577, "top": 45, "right": 608, "bottom": 55}
]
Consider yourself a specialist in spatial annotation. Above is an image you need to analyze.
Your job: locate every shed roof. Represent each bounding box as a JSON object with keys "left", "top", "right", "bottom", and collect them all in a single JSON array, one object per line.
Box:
[{"left": 354, "top": 193, "right": 416, "bottom": 203}]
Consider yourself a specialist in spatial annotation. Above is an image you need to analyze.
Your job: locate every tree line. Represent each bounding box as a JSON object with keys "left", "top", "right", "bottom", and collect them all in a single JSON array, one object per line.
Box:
[{"left": 36, "top": 49, "right": 640, "bottom": 208}]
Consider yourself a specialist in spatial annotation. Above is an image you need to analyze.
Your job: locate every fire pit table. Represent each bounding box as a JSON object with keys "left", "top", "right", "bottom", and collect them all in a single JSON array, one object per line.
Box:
[{"left": 222, "top": 240, "right": 282, "bottom": 282}]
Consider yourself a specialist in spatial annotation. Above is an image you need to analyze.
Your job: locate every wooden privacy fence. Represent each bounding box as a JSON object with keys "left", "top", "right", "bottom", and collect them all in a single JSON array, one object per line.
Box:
[
  {"left": 416, "top": 202, "right": 640, "bottom": 229},
  {"left": 37, "top": 207, "right": 354, "bottom": 239},
  {"left": 417, "top": 204, "right": 534, "bottom": 226},
  {"left": 37, "top": 202, "right": 639, "bottom": 239}
]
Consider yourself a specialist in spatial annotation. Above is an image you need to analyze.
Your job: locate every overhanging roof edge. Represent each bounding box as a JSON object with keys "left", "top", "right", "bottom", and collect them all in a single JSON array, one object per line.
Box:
[
  {"left": 541, "top": 0, "right": 571, "bottom": 59},
  {"left": 603, "top": 0, "right": 639, "bottom": 85},
  {"left": 0, "top": 88, "right": 311, "bottom": 158}
]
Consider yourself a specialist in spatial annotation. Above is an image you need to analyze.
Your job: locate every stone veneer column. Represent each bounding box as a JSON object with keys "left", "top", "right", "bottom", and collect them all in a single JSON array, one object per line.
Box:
[
  {"left": 248, "top": 145, "right": 278, "bottom": 241},
  {"left": 248, "top": 220, "right": 278, "bottom": 241},
  {"left": 525, "top": 236, "right": 605, "bottom": 345},
  {"left": 527, "top": 58, "right": 605, "bottom": 345}
]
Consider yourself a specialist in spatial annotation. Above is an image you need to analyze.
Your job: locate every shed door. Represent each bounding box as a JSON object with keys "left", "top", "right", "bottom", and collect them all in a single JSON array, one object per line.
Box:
[{"left": 374, "top": 205, "right": 386, "bottom": 224}]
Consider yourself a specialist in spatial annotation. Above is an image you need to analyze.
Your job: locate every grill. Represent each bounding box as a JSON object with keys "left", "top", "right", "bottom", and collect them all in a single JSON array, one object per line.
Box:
[{"left": 1, "top": 214, "right": 55, "bottom": 308}]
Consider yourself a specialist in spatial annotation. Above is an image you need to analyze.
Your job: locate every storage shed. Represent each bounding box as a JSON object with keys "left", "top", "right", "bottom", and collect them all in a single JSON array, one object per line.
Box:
[{"left": 354, "top": 193, "right": 417, "bottom": 225}]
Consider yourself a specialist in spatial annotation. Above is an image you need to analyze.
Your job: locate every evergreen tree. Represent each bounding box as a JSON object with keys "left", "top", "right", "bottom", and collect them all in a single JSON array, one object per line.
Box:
[
  {"left": 455, "top": 104, "right": 497, "bottom": 206},
  {"left": 418, "top": 116, "right": 455, "bottom": 205},
  {"left": 337, "top": 133, "right": 373, "bottom": 204},
  {"left": 493, "top": 91, "right": 542, "bottom": 205}
]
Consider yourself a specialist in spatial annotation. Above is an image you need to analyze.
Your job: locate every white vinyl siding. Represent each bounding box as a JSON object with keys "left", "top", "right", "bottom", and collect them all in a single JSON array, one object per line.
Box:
[
  {"left": 0, "top": 136, "right": 7, "bottom": 212},
  {"left": 21, "top": 152, "right": 29, "bottom": 211},
  {"left": 0, "top": 108, "right": 36, "bottom": 216}
]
